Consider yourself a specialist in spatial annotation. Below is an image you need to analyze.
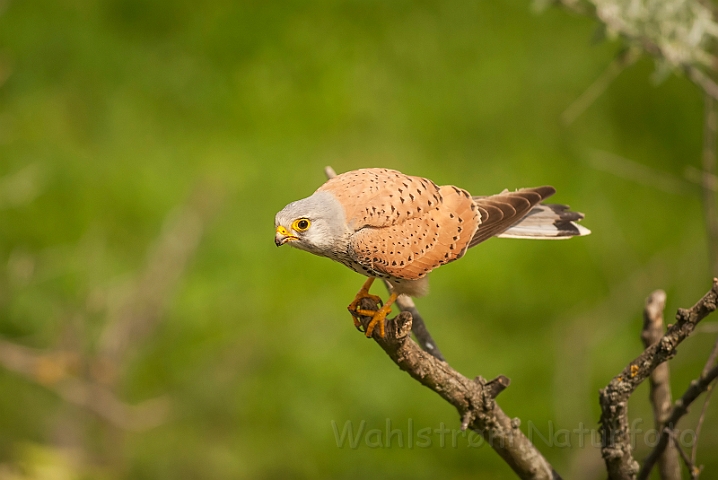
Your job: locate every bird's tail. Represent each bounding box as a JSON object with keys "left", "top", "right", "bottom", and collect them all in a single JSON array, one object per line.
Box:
[
  {"left": 496, "top": 203, "right": 591, "bottom": 239},
  {"left": 469, "top": 187, "right": 590, "bottom": 248}
]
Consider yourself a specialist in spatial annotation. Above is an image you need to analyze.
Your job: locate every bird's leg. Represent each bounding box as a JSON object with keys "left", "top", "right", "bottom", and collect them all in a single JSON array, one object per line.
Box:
[
  {"left": 347, "top": 277, "right": 383, "bottom": 330},
  {"left": 356, "top": 292, "right": 398, "bottom": 338}
]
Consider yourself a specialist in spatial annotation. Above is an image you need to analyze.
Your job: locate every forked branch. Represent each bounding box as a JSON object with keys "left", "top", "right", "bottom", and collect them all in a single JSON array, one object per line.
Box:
[
  {"left": 355, "top": 297, "right": 561, "bottom": 480},
  {"left": 600, "top": 279, "right": 718, "bottom": 480}
]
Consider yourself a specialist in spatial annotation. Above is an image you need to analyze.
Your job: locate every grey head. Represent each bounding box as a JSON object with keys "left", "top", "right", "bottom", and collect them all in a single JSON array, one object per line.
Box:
[{"left": 274, "top": 191, "right": 349, "bottom": 256}]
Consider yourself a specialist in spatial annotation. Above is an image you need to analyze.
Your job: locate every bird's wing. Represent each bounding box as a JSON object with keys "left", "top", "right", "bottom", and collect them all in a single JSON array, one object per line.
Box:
[
  {"left": 468, "top": 186, "right": 555, "bottom": 247},
  {"left": 317, "top": 168, "right": 444, "bottom": 230},
  {"left": 349, "top": 185, "right": 480, "bottom": 280}
]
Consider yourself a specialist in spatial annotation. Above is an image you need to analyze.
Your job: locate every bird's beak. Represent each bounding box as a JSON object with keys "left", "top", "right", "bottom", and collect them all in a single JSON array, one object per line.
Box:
[{"left": 275, "top": 225, "right": 298, "bottom": 247}]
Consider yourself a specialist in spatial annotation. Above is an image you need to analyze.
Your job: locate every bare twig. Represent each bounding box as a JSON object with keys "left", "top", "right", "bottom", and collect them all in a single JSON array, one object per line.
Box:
[
  {"left": 586, "top": 150, "right": 695, "bottom": 195},
  {"left": 641, "top": 290, "right": 682, "bottom": 480},
  {"left": 702, "top": 93, "right": 718, "bottom": 275},
  {"left": 666, "top": 430, "right": 702, "bottom": 480},
  {"left": 98, "top": 184, "right": 220, "bottom": 365},
  {"left": 354, "top": 297, "right": 561, "bottom": 480},
  {"left": 690, "top": 335, "right": 718, "bottom": 467},
  {"left": 690, "top": 379, "right": 714, "bottom": 470},
  {"left": 395, "top": 294, "right": 445, "bottom": 361},
  {"left": 562, "top": 48, "right": 640, "bottom": 126},
  {"left": 600, "top": 279, "right": 718, "bottom": 480},
  {"left": 0, "top": 184, "right": 220, "bottom": 432},
  {"left": 324, "top": 166, "right": 446, "bottom": 361},
  {"left": 639, "top": 363, "right": 718, "bottom": 480},
  {"left": 702, "top": 335, "right": 718, "bottom": 380},
  {"left": 0, "top": 339, "right": 169, "bottom": 431}
]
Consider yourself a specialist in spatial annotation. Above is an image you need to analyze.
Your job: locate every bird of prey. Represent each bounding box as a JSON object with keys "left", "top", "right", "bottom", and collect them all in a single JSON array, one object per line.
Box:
[{"left": 275, "top": 168, "right": 589, "bottom": 337}]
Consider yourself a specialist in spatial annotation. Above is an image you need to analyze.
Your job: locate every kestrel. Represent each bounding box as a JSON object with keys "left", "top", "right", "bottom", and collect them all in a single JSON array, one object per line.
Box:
[{"left": 275, "top": 168, "right": 589, "bottom": 337}]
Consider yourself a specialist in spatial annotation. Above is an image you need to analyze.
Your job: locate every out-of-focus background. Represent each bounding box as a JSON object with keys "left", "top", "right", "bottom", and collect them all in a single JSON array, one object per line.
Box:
[{"left": 0, "top": 1, "right": 716, "bottom": 478}]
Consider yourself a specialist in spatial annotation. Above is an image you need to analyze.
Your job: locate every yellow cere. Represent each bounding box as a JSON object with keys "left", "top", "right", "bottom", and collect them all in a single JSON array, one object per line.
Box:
[{"left": 276, "top": 225, "right": 294, "bottom": 237}]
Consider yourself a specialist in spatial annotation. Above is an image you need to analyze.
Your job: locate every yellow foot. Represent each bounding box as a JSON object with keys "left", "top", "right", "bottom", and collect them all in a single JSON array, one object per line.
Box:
[
  {"left": 356, "top": 292, "right": 398, "bottom": 338},
  {"left": 347, "top": 277, "right": 382, "bottom": 331}
]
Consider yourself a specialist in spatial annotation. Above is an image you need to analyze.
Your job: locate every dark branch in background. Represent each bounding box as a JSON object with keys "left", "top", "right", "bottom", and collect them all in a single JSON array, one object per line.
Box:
[
  {"left": 702, "top": 336, "right": 718, "bottom": 378},
  {"left": 641, "top": 290, "right": 682, "bottom": 480},
  {"left": 666, "top": 429, "right": 702, "bottom": 480},
  {"left": 355, "top": 298, "right": 560, "bottom": 480},
  {"left": 640, "top": 364, "right": 718, "bottom": 480},
  {"left": 324, "top": 166, "right": 445, "bottom": 361},
  {"left": 692, "top": 336, "right": 718, "bottom": 469},
  {"left": 395, "top": 294, "right": 446, "bottom": 361},
  {"left": 600, "top": 279, "right": 718, "bottom": 480}
]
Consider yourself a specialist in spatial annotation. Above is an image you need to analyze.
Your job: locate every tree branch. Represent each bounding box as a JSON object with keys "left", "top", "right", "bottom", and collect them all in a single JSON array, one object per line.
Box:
[
  {"left": 600, "top": 279, "right": 718, "bottom": 480},
  {"left": 640, "top": 364, "right": 718, "bottom": 480},
  {"left": 641, "top": 290, "right": 682, "bottom": 480},
  {"left": 355, "top": 297, "right": 561, "bottom": 480}
]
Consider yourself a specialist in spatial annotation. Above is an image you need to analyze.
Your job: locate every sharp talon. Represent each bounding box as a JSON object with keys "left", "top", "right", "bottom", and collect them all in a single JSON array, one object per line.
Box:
[{"left": 351, "top": 313, "right": 365, "bottom": 332}]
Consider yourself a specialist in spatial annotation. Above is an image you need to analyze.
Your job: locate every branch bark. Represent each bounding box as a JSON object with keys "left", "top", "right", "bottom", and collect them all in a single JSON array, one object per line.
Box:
[
  {"left": 600, "top": 279, "right": 718, "bottom": 480},
  {"left": 641, "top": 290, "right": 682, "bottom": 480},
  {"left": 355, "top": 297, "right": 561, "bottom": 480}
]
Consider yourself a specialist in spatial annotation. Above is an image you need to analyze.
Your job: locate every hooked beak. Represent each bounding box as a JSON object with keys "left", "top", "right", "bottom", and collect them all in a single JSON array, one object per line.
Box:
[{"left": 275, "top": 225, "right": 298, "bottom": 247}]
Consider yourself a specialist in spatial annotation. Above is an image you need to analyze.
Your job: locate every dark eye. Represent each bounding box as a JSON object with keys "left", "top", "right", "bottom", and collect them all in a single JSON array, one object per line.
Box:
[{"left": 293, "top": 218, "right": 311, "bottom": 231}]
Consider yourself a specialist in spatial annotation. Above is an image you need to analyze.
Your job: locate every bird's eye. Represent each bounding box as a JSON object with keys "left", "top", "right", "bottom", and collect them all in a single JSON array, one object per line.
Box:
[{"left": 293, "top": 218, "right": 311, "bottom": 232}]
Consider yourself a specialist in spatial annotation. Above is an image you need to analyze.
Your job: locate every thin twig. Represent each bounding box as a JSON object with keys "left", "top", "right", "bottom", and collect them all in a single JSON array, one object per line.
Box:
[
  {"left": 641, "top": 290, "right": 682, "bottom": 480},
  {"left": 600, "top": 279, "right": 718, "bottom": 480},
  {"left": 701, "top": 335, "right": 718, "bottom": 379},
  {"left": 639, "top": 363, "right": 718, "bottom": 480},
  {"left": 395, "top": 294, "right": 446, "bottom": 361},
  {"left": 586, "top": 150, "right": 695, "bottom": 196},
  {"left": 690, "top": 380, "right": 714, "bottom": 469},
  {"left": 562, "top": 48, "right": 640, "bottom": 126},
  {"left": 98, "top": 184, "right": 220, "bottom": 365},
  {"left": 355, "top": 297, "right": 561, "bottom": 480},
  {"left": 0, "top": 339, "right": 169, "bottom": 431},
  {"left": 691, "top": 335, "right": 718, "bottom": 465},
  {"left": 666, "top": 430, "right": 702, "bottom": 480},
  {"left": 324, "top": 166, "right": 446, "bottom": 361}
]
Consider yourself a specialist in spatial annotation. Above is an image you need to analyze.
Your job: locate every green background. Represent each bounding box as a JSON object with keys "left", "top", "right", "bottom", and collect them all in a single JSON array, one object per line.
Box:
[{"left": 0, "top": 0, "right": 715, "bottom": 478}]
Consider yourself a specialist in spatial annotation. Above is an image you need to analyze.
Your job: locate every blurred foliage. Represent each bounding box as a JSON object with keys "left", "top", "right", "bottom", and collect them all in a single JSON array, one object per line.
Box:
[{"left": 0, "top": 0, "right": 716, "bottom": 479}]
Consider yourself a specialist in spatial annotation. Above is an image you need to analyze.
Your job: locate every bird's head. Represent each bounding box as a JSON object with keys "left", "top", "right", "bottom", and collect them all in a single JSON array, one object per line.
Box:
[{"left": 274, "top": 191, "right": 348, "bottom": 255}]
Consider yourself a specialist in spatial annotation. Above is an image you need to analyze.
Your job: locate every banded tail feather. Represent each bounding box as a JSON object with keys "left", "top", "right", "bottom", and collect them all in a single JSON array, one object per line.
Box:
[{"left": 469, "top": 186, "right": 589, "bottom": 248}]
